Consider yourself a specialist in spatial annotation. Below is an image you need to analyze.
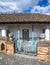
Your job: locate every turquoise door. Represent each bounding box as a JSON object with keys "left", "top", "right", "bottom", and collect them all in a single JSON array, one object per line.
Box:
[
  {"left": 15, "top": 38, "right": 39, "bottom": 55},
  {"left": 14, "top": 25, "right": 39, "bottom": 55},
  {"left": 14, "top": 29, "right": 39, "bottom": 55}
]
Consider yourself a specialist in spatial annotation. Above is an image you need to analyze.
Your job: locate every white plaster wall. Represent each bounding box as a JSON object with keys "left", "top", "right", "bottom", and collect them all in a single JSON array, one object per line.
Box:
[
  {"left": 45, "top": 24, "right": 50, "bottom": 40},
  {"left": 7, "top": 24, "right": 18, "bottom": 39},
  {"left": 0, "top": 24, "right": 9, "bottom": 37},
  {"left": 7, "top": 24, "right": 32, "bottom": 39},
  {"left": 0, "top": 24, "right": 49, "bottom": 39},
  {"left": 20, "top": 24, "right": 32, "bottom": 38},
  {"left": 34, "top": 24, "right": 46, "bottom": 37},
  {"left": 7, "top": 24, "right": 46, "bottom": 38}
]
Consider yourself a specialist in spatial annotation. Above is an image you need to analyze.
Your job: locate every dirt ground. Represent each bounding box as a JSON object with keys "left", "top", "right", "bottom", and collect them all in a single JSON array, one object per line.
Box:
[{"left": 0, "top": 53, "right": 50, "bottom": 65}]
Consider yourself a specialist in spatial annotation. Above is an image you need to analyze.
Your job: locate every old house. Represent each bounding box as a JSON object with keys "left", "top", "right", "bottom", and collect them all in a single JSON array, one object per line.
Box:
[{"left": 0, "top": 13, "right": 50, "bottom": 57}]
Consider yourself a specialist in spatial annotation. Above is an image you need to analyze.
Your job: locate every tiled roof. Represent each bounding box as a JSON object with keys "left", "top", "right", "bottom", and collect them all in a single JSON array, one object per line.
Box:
[{"left": 0, "top": 13, "right": 50, "bottom": 23}]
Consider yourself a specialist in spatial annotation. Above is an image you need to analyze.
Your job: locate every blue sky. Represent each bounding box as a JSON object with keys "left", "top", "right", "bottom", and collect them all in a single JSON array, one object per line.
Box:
[{"left": 0, "top": 0, "right": 50, "bottom": 15}]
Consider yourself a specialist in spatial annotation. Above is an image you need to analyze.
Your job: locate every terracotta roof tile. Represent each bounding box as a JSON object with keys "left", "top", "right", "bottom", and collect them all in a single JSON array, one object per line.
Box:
[{"left": 0, "top": 13, "right": 50, "bottom": 23}]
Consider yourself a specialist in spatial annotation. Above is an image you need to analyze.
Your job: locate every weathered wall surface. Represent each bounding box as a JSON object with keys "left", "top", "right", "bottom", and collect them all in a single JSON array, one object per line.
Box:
[
  {"left": 0, "top": 24, "right": 50, "bottom": 39},
  {"left": 7, "top": 24, "right": 46, "bottom": 39}
]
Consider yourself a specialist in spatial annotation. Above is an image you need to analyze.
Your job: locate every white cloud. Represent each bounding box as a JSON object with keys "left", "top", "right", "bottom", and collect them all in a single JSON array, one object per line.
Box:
[
  {"left": 48, "top": 0, "right": 50, "bottom": 4},
  {"left": 31, "top": 5, "right": 50, "bottom": 15},
  {"left": 0, "top": 0, "right": 40, "bottom": 13},
  {"left": 31, "top": 0, "right": 50, "bottom": 15},
  {"left": 0, "top": 2, "right": 22, "bottom": 13}
]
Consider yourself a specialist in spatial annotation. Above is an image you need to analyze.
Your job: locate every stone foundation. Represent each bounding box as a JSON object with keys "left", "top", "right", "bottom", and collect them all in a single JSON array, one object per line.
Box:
[
  {"left": 37, "top": 40, "right": 50, "bottom": 61},
  {"left": 0, "top": 37, "right": 14, "bottom": 54}
]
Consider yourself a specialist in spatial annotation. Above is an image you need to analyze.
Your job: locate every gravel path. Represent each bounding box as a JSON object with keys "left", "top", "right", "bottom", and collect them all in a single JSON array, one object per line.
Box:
[{"left": 0, "top": 53, "right": 50, "bottom": 65}]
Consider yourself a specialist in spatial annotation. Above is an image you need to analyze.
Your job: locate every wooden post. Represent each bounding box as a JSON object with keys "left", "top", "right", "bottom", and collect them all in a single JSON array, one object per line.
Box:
[
  {"left": 17, "top": 24, "right": 21, "bottom": 52},
  {"left": 31, "top": 25, "right": 34, "bottom": 51},
  {"left": 18, "top": 24, "right": 20, "bottom": 41},
  {"left": 32, "top": 25, "right": 34, "bottom": 41}
]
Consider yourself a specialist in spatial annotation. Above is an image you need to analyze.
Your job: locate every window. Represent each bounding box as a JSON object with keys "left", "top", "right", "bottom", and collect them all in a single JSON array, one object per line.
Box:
[
  {"left": 42, "top": 29, "right": 45, "bottom": 33},
  {"left": 22, "top": 29, "right": 29, "bottom": 40}
]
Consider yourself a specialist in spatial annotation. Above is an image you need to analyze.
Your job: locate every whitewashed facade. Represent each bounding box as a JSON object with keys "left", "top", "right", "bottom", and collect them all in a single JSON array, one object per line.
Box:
[
  {"left": 0, "top": 24, "right": 50, "bottom": 39},
  {"left": 0, "top": 24, "right": 50, "bottom": 54}
]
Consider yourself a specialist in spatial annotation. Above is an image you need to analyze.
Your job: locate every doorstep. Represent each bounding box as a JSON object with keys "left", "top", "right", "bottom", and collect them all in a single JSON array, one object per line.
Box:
[{"left": 14, "top": 53, "right": 38, "bottom": 59}]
